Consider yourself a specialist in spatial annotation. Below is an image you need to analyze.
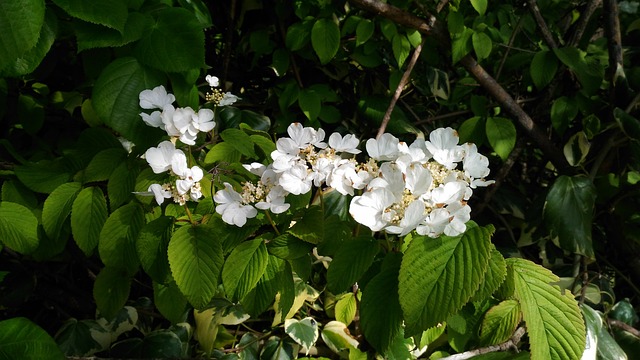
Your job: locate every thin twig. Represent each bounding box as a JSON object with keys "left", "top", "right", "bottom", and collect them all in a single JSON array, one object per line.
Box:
[
  {"left": 440, "top": 327, "right": 526, "bottom": 360},
  {"left": 496, "top": 18, "right": 523, "bottom": 81},
  {"left": 608, "top": 319, "right": 640, "bottom": 338},
  {"left": 526, "top": 0, "right": 558, "bottom": 49},
  {"left": 566, "top": 0, "right": 602, "bottom": 48},
  {"left": 377, "top": 38, "right": 426, "bottom": 138}
]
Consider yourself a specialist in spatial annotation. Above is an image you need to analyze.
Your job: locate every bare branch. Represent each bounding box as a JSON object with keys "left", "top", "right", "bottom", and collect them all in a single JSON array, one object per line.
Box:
[
  {"left": 608, "top": 319, "right": 640, "bottom": 338},
  {"left": 566, "top": 0, "right": 602, "bottom": 48},
  {"left": 440, "top": 327, "right": 526, "bottom": 360},
  {"left": 526, "top": 0, "right": 558, "bottom": 49}
]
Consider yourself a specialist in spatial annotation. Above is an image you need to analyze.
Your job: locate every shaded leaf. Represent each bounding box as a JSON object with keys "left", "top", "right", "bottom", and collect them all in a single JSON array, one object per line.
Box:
[
  {"left": 0, "top": 201, "right": 39, "bottom": 254},
  {"left": 71, "top": 187, "right": 108, "bottom": 256}
]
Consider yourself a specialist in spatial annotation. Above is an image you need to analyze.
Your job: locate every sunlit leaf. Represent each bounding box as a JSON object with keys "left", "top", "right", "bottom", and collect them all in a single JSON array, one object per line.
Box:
[
  {"left": 284, "top": 317, "right": 319, "bottom": 355},
  {"left": 486, "top": 117, "right": 516, "bottom": 161},
  {"left": 311, "top": 18, "right": 340, "bottom": 64},
  {"left": 222, "top": 238, "right": 269, "bottom": 301}
]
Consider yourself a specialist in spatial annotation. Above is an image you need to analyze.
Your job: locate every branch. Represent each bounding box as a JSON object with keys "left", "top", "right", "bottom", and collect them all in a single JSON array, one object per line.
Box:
[
  {"left": 566, "top": 0, "right": 602, "bottom": 48},
  {"left": 526, "top": 0, "right": 558, "bottom": 49},
  {"left": 440, "top": 327, "right": 526, "bottom": 360},
  {"left": 603, "top": 0, "right": 626, "bottom": 101},
  {"left": 608, "top": 319, "right": 640, "bottom": 338},
  {"left": 349, "top": 0, "right": 572, "bottom": 173},
  {"left": 377, "top": 37, "right": 426, "bottom": 138}
]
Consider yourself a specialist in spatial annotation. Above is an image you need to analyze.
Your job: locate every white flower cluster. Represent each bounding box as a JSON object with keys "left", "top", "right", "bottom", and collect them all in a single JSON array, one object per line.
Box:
[
  {"left": 213, "top": 123, "right": 494, "bottom": 237},
  {"left": 137, "top": 77, "right": 239, "bottom": 206}
]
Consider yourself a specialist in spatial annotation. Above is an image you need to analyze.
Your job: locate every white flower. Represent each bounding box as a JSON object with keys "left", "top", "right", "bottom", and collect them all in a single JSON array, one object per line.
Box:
[
  {"left": 329, "top": 133, "right": 361, "bottom": 154},
  {"left": 147, "top": 183, "right": 172, "bottom": 205},
  {"left": 192, "top": 108, "right": 216, "bottom": 133},
  {"left": 404, "top": 163, "right": 433, "bottom": 197},
  {"left": 366, "top": 133, "right": 400, "bottom": 161},
  {"left": 140, "top": 110, "right": 163, "bottom": 128},
  {"left": 243, "top": 162, "right": 267, "bottom": 176},
  {"left": 172, "top": 107, "right": 196, "bottom": 136},
  {"left": 214, "top": 183, "right": 258, "bottom": 227},
  {"left": 444, "top": 202, "right": 471, "bottom": 236},
  {"left": 219, "top": 92, "right": 240, "bottom": 106},
  {"left": 349, "top": 188, "right": 395, "bottom": 231},
  {"left": 176, "top": 167, "right": 204, "bottom": 195},
  {"left": 279, "top": 164, "right": 312, "bottom": 195},
  {"left": 385, "top": 199, "right": 427, "bottom": 236},
  {"left": 425, "top": 127, "right": 464, "bottom": 169},
  {"left": 430, "top": 180, "right": 468, "bottom": 206},
  {"left": 145, "top": 141, "right": 184, "bottom": 174},
  {"left": 287, "top": 123, "right": 326, "bottom": 149},
  {"left": 206, "top": 75, "right": 220, "bottom": 87},
  {"left": 139, "top": 85, "right": 175, "bottom": 110},
  {"left": 160, "top": 105, "right": 181, "bottom": 137},
  {"left": 416, "top": 208, "right": 451, "bottom": 237},
  {"left": 255, "top": 185, "right": 290, "bottom": 214}
]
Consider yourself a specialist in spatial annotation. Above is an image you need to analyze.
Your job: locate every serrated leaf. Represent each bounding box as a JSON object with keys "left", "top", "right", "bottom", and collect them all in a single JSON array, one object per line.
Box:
[
  {"left": 51, "top": 0, "right": 127, "bottom": 33},
  {"left": 507, "top": 258, "right": 586, "bottom": 360},
  {"left": 14, "top": 159, "right": 71, "bottom": 194},
  {"left": 392, "top": 34, "right": 410, "bottom": 68},
  {"left": 470, "top": 0, "right": 488, "bottom": 15},
  {"left": 530, "top": 50, "right": 558, "bottom": 89},
  {"left": 0, "top": 201, "right": 39, "bottom": 254},
  {"left": 360, "top": 253, "right": 403, "bottom": 354},
  {"left": 543, "top": 175, "right": 596, "bottom": 258},
  {"left": 1, "top": 180, "right": 38, "bottom": 209},
  {"left": 75, "top": 12, "right": 151, "bottom": 52},
  {"left": 42, "top": 182, "right": 82, "bottom": 241},
  {"left": 0, "top": 0, "right": 45, "bottom": 71},
  {"left": 98, "top": 202, "right": 144, "bottom": 274},
  {"left": 267, "top": 233, "right": 314, "bottom": 260},
  {"left": 479, "top": 300, "right": 521, "bottom": 346},
  {"left": 472, "top": 32, "right": 492, "bottom": 60},
  {"left": 222, "top": 238, "right": 268, "bottom": 301},
  {"left": 0, "top": 317, "right": 65, "bottom": 360},
  {"left": 327, "top": 236, "right": 379, "bottom": 293},
  {"left": 311, "top": 18, "right": 340, "bottom": 64},
  {"left": 398, "top": 222, "right": 493, "bottom": 334},
  {"left": 2, "top": 9, "right": 57, "bottom": 77},
  {"left": 284, "top": 317, "right": 319, "bottom": 355},
  {"left": 93, "top": 266, "right": 132, "bottom": 320},
  {"left": 219, "top": 128, "right": 257, "bottom": 159},
  {"left": 134, "top": 7, "right": 205, "bottom": 72},
  {"left": 137, "top": 216, "right": 173, "bottom": 283},
  {"left": 356, "top": 19, "right": 374, "bottom": 46},
  {"left": 486, "top": 117, "right": 516, "bottom": 161},
  {"left": 321, "top": 321, "right": 359, "bottom": 354},
  {"left": 168, "top": 224, "right": 223, "bottom": 309},
  {"left": 83, "top": 148, "right": 127, "bottom": 183},
  {"left": 242, "top": 255, "right": 287, "bottom": 318},
  {"left": 154, "top": 281, "right": 189, "bottom": 325},
  {"left": 472, "top": 247, "right": 507, "bottom": 302},
  {"left": 92, "top": 57, "right": 164, "bottom": 149},
  {"left": 288, "top": 206, "right": 324, "bottom": 244},
  {"left": 71, "top": 187, "right": 108, "bottom": 256},
  {"left": 334, "top": 293, "right": 357, "bottom": 326},
  {"left": 107, "top": 159, "right": 140, "bottom": 209}
]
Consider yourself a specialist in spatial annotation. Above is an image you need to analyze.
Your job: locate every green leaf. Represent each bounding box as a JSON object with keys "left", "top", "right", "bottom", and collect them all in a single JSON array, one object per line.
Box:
[
  {"left": 222, "top": 238, "right": 269, "bottom": 301},
  {"left": 14, "top": 159, "right": 71, "bottom": 194},
  {"left": 92, "top": 57, "right": 164, "bottom": 149},
  {"left": 242, "top": 255, "right": 291, "bottom": 318},
  {"left": 451, "top": 28, "right": 473, "bottom": 64},
  {"left": 98, "top": 202, "right": 144, "bottom": 274},
  {"left": 472, "top": 32, "right": 492, "bottom": 60},
  {"left": 71, "top": 187, "right": 108, "bottom": 256},
  {"left": 52, "top": 0, "right": 127, "bottom": 33},
  {"left": 356, "top": 19, "right": 374, "bottom": 46},
  {"left": 486, "top": 117, "right": 516, "bottom": 161},
  {"left": 614, "top": 107, "right": 640, "bottom": 140},
  {"left": 563, "top": 131, "right": 591, "bottom": 166},
  {"left": 75, "top": 12, "right": 151, "bottom": 52},
  {"left": 153, "top": 281, "right": 189, "bottom": 324},
  {"left": 321, "top": 321, "right": 359, "bottom": 354},
  {"left": 1, "top": 180, "right": 37, "bottom": 209},
  {"left": 218, "top": 107, "right": 271, "bottom": 132},
  {"left": 311, "top": 18, "right": 340, "bottom": 64},
  {"left": 360, "top": 253, "right": 404, "bottom": 354},
  {"left": 298, "top": 89, "right": 321, "bottom": 122},
  {"left": 0, "top": 0, "right": 45, "bottom": 71},
  {"left": 530, "top": 50, "right": 558, "bottom": 89},
  {"left": 42, "top": 182, "right": 82, "bottom": 241},
  {"left": 285, "top": 21, "right": 311, "bottom": 51},
  {"left": 392, "top": 34, "right": 410, "bottom": 68},
  {"left": 551, "top": 96, "right": 578, "bottom": 135},
  {"left": 219, "top": 128, "right": 257, "bottom": 159},
  {"left": 93, "top": 266, "right": 132, "bottom": 320},
  {"left": 553, "top": 47, "right": 602, "bottom": 95},
  {"left": 543, "top": 175, "right": 596, "bottom": 258},
  {"left": 334, "top": 292, "right": 357, "bottom": 326},
  {"left": 470, "top": 0, "right": 488, "bottom": 15},
  {"left": 267, "top": 233, "right": 314, "bottom": 260},
  {"left": 582, "top": 304, "right": 628, "bottom": 360},
  {"left": 458, "top": 116, "right": 486, "bottom": 146},
  {"left": 168, "top": 224, "right": 224, "bottom": 309},
  {"left": 83, "top": 148, "right": 127, "bottom": 183},
  {"left": 0, "top": 202, "right": 39, "bottom": 254},
  {"left": 284, "top": 317, "right": 319, "bottom": 355},
  {"left": 0, "top": 317, "right": 65, "bottom": 360},
  {"left": 203, "top": 142, "right": 242, "bottom": 166},
  {"left": 134, "top": 7, "right": 205, "bottom": 71},
  {"left": 507, "top": 258, "right": 586, "bottom": 360},
  {"left": 288, "top": 206, "right": 324, "bottom": 244},
  {"left": 479, "top": 300, "right": 521, "bottom": 346},
  {"left": 327, "top": 236, "right": 379, "bottom": 293},
  {"left": 177, "top": 0, "right": 212, "bottom": 28},
  {"left": 137, "top": 216, "right": 173, "bottom": 283},
  {"left": 107, "top": 159, "right": 140, "bottom": 209},
  {"left": 55, "top": 319, "right": 107, "bottom": 356},
  {"left": 472, "top": 247, "right": 507, "bottom": 302},
  {"left": 2, "top": 9, "right": 57, "bottom": 77},
  {"left": 398, "top": 222, "right": 493, "bottom": 334}
]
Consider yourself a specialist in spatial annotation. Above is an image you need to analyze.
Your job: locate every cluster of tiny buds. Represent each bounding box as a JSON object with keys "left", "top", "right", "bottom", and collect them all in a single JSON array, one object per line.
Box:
[{"left": 206, "top": 88, "right": 226, "bottom": 105}]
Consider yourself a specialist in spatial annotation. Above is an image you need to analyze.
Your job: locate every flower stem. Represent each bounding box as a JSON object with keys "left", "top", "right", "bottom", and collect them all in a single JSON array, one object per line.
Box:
[
  {"left": 184, "top": 204, "right": 195, "bottom": 224},
  {"left": 265, "top": 210, "right": 280, "bottom": 236}
]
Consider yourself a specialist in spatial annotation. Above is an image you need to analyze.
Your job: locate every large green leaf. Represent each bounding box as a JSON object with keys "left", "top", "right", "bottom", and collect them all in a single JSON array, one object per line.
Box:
[
  {"left": 71, "top": 186, "right": 108, "bottom": 256},
  {"left": 222, "top": 238, "right": 269, "bottom": 301},
  {"left": 42, "top": 182, "right": 82, "bottom": 241},
  {"left": 136, "top": 216, "right": 173, "bottom": 283},
  {"left": 75, "top": 12, "right": 151, "bottom": 52},
  {"left": 472, "top": 32, "right": 492, "bottom": 60},
  {"left": 311, "top": 18, "right": 340, "bottom": 64},
  {"left": 83, "top": 148, "right": 127, "bottom": 183},
  {"left": 360, "top": 253, "right": 404, "bottom": 354},
  {"left": 242, "top": 255, "right": 292, "bottom": 318},
  {"left": 107, "top": 159, "right": 140, "bottom": 209},
  {"left": 553, "top": 47, "right": 602, "bottom": 95},
  {"left": 153, "top": 281, "right": 189, "bottom": 325},
  {"left": 267, "top": 233, "right": 314, "bottom": 260},
  {"left": 326, "top": 236, "right": 379, "bottom": 293},
  {"left": 398, "top": 222, "right": 493, "bottom": 334},
  {"left": 530, "top": 50, "right": 558, "bottom": 90},
  {"left": 0, "top": 0, "right": 45, "bottom": 71},
  {"left": 93, "top": 266, "right": 132, "bottom": 320},
  {"left": 219, "top": 128, "right": 257, "bottom": 159},
  {"left": 288, "top": 206, "right": 324, "bottom": 244},
  {"left": 51, "top": 0, "right": 127, "bottom": 33},
  {"left": 507, "top": 258, "right": 586, "bottom": 360},
  {"left": 92, "top": 57, "right": 164, "bottom": 149},
  {"left": 479, "top": 300, "right": 521, "bottom": 346},
  {"left": 470, "top": 0, "right": 488, "bottom": 15},
  {"left": 203, "top": 142, "right": 241, "bottom": 165},
  {"left": 0, "top": 317, "right": 65, "bottom": 360},
  {"left": 0, "top": 201, "right": 39, "bottom": 254},
  {"left": 14, "top": 159, "right": 71, "bottom": 194},
  {"left": 168, "top": 224, "right": 223, "bottom": 309},
  {"left": 134, "top": 7, "right": 205, "bottom": 72},
  {"left": 472, "top": 247, "right": 507, "bottom": 302},
  {"left": 392, "top": 33, "right": 410, "bottom": 68},
  {"left": 543, "top": 175, "right": 596, "bottom": 258},
  {"left": 486, "top": 117, "right": 516, "bottom": 161},
  {"left": 98, "top": 202, "right": 144, "bottom": 274}
]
